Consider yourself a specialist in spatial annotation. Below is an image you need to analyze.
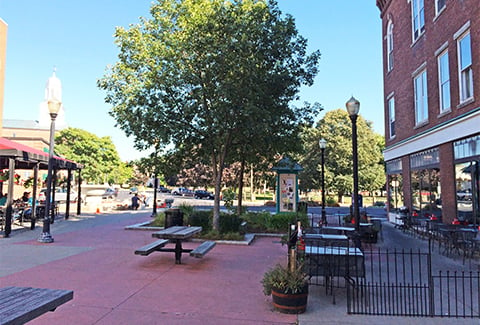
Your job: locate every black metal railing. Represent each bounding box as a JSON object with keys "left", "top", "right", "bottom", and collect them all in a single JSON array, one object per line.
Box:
[{"left": 346, "top": 247, "right": 480, "bottom": 318}]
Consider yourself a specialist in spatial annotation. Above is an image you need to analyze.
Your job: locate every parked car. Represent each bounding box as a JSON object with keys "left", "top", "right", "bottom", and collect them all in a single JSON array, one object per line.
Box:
[
  {"left": 172, "top": 187, "right": 194, "bottom": 197},
  {"left": 102, "top": 188, "right": 118, "bottom": 199},
  {"left": 157, "top": 186, "right": 171, "bottom": 193},
  {"left": 38, "top": 188, "right": 82, "bottom": 203},
  {"left": 194, "top": 190, "right": 214, "bottom": 200}
]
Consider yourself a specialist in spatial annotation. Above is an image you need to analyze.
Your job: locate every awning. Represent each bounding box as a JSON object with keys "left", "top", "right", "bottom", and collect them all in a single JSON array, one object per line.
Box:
[{"left": 0, "top": 137, "right": 81, "bottom": 170}]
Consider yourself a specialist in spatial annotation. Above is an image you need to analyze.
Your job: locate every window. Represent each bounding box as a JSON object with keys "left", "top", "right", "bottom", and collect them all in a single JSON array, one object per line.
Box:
[
  {"left": 414, "top": 70, "right": 428, "bottom": 125},
  {"left": 387, "top": 20, "right": 394, "bottom": 71},
  {"left": 437, "top": 51, "right": 450, "bottom": 112},
  {"left": 412, "top": 0, "right": 425, "bottom": 41},
  {"left": 435, "top": 0, "right": 446, "bottom": 16},
  {"left": 458, "top": 32, "right": 473, "bottom": 102},
  {"left": 388, "top": 97, "right": 395, "bottom": 138}
]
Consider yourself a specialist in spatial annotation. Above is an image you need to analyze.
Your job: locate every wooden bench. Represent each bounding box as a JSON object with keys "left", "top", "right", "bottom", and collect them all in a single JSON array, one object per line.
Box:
[
  {"left": 0, "top": 286, "right": 73, "bottom": 325},
  {"left": 190, "top": 241, "right": 216, "bottom": 258},
  {"left": 135, "top": 239, "right": 169, "bottom": 256}
]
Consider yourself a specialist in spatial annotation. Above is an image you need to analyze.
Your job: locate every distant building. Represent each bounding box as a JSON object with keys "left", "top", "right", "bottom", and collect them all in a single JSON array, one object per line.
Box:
[
  {"left": 2, "top": 70, "right": 67, "bottom": 152},
  {"left": 377, "top": 0, "right": 480, "bottom": 224}
]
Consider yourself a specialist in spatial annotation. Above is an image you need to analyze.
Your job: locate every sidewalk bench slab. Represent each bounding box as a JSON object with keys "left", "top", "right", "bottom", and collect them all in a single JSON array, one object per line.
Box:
[
  {"left": 190, "top": 241, "right": 216, "bottom": 258},
  {"left": 0, "top": 286, "right": 73, "bottom": 325},
  {"left": 135, "top": 239, "right": 169, "bottom": 256}
]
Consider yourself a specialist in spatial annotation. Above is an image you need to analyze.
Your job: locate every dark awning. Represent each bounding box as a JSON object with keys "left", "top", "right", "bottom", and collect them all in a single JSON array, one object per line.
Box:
[{"left": 0, "top": 137, "right": 81, "bottom": 170}]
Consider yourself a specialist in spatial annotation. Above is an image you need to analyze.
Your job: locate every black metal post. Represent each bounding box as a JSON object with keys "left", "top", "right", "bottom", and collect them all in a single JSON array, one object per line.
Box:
[
  {"left": 65, "top": 169, "right": 72, "bottom": 219},
  {"left": 77, "top": 170, "right": 82, "bottom": 216},
  {"left": 151, "top": 175, "right": 158, "bottom": 218},
  {"left": 350, "top": 114, "right": 360, "bottom": 233},
  {"left": 38, "top": 113, "right": 56, "bottom": 243},
  {"left": 321, "top": 147, "right": 327, "bottom": 225}
]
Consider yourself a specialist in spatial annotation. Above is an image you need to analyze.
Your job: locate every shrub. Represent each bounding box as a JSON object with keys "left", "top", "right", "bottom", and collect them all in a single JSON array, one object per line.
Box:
[
  {"left": 241, "top": 211, "right": 309, "bottom": 233},
  {"left": 151, "top": 212, "right": 165, "bottom": 227},
  {"left": 219, "top": 212, "right": 242, "bottom": 233},
  {"left": 200, "top": 230, "right": 244, "bottom": 241},
  {"left": 188, "top": 210, "right": 212, "bottom": 231},
  {"left": 178, "top": 203, "right": 195, "bottom": 220}
]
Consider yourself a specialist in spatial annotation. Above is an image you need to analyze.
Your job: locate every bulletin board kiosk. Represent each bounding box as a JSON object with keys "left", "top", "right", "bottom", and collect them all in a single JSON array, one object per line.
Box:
[{"left": 272, "top": 157, "right": 303, "bottom": 213}]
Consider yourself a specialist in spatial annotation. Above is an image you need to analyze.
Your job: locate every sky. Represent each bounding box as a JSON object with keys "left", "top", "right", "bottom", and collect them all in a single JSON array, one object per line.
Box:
[{"left": 0, "top": 0, "right": 383, "bottom": 162}]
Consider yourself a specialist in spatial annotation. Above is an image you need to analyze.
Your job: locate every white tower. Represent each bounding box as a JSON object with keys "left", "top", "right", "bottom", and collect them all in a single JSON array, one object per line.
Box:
[{"left": 38, "top": 68, "right": 67, "bottom": 129}]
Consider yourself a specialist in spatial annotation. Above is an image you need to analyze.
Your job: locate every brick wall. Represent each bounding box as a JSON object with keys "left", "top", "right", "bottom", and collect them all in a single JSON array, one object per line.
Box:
[{"left": 379, "top": 0, "right": 480, "bottom": 148}]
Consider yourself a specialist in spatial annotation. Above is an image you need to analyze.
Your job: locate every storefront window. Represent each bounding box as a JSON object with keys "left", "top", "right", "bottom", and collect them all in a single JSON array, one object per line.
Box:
[
  {"left": 388, "top": 174, "right": 403, "bottom": 211},
  {"left": 455, "top": 161, "right": 479, "bottom": 224},
  {"left": 411, "top": 168, "right": 442, "bottom": 220}
]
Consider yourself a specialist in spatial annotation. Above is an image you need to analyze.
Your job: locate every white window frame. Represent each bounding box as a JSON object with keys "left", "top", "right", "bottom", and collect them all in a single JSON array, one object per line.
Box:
[
  {"left": 457, "top": 31, "right": 473, "bottom": 103},
  {"left": 411, "top": 0, "right": 425, "bottom": 41},
  {"left": 414, "top": 69, "right": 428, "bottom": 125},
  {"left": 437, "top": 50, "right": 450, "bottom": 113},
  {"left": 435, "top": 0, "right": 446, "bottom": 16},
  {"left": 387, "top": 20, "right": 394, "bottom": 71},
  {"left": 388, "top": 96, "right": 395, "bottom": 138}
]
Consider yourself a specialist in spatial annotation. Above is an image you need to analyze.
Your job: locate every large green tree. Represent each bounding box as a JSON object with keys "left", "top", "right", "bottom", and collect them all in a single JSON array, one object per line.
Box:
[
  {"left": 98, "top": 0, "right": 320, "bottom": 229},
  {"left": 298, "top": 109, "right": 385, "bottom": 203},
  {"left": 55, "top": 128, "right": 133, "bottom": 185}
]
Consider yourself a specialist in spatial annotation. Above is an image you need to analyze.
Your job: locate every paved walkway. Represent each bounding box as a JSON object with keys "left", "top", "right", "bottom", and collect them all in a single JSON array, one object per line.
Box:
[{"left": 0, "top": 211, "right": 477, "bottom": 324}]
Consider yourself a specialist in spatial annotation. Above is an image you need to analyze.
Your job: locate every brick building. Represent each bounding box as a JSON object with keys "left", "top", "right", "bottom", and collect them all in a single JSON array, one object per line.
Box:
[{"left": 376, "top": 0, "right": 480, "bottom": 224}]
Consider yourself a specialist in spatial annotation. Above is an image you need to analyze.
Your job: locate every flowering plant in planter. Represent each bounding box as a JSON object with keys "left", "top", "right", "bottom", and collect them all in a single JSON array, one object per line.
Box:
[{"left": 261, "top": 263, "right": 308, "bottom": 296}]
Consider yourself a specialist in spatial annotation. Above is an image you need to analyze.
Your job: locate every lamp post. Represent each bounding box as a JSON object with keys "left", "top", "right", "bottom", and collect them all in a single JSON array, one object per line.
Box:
[
  {"left": 319, "top": 138, "right": 327, "bottom": 225},
  {"left": 346, "top": 96, "right": 360, "bottom": 234},
  {"left": 38, "top": 98, "right": 61, "bottom": 243},
  {"left": 151, "top": 175, "right": 158, "bottom": 218}
]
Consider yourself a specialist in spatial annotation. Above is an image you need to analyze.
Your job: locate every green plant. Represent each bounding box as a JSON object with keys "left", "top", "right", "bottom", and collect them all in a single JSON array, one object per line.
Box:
[
  {"left": 222, "top": 189, "right": 236, "bottom": 211},
  {"left": 188, "top": 210, "right": 212, "bottom": 231},
  {"left": 151, "top": 212, "right": 165, "bottom": 227},
  {"left": 261, "top": 263, "right": 308, "bottom": 296}
]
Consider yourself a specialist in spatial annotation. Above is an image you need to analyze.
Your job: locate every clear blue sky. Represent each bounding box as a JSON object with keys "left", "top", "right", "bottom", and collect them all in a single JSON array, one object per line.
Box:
[{"left": 0, "top": 0, "right": 383, "bottom": 161}]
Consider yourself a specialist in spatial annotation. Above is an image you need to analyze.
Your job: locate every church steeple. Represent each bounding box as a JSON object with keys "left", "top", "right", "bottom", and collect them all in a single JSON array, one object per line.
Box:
[
  {"left": 38, "top": 68, "right": 67, "bottom": 129},
  {"left": 45, "top": 67, "right": 62, "bottom": 102}
]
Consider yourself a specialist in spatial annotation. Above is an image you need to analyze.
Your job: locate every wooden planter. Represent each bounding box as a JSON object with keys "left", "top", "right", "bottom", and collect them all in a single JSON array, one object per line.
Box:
[{"left": 271, "top": 284, "right": 308, "bottom": 314}]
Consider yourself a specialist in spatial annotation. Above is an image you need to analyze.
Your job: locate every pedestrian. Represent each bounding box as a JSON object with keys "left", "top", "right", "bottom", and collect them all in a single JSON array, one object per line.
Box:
[{"left": 131, "top": 193, "right": 140, "bottom": 210}]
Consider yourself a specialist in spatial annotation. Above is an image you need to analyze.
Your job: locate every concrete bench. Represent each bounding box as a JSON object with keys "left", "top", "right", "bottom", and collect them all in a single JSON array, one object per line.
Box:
[
  {"left": 135, "top": 239, "right": 169, "bottom": 256},
  {"left": 0, "top": 286, "right": 73, "bottom": 325},
  {"left": 190, "top": 241, "right": 216, "bottom": 258}
]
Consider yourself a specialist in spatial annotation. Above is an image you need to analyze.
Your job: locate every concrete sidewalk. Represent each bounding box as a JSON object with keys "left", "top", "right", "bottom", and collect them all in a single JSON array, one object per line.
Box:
[{"left": 0, "top": 211, "right": 476, "bottom": 324}]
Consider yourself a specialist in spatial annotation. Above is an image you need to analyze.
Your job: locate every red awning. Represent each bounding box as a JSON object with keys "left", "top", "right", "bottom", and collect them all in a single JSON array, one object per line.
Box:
[{"left": 0, "top": 137, "right": 81, "bottom": 170}]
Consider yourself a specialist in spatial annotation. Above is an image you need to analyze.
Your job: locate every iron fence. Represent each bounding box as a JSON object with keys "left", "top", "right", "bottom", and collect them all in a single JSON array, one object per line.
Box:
[{"left": 345, "top": 247, "right": 480, "bottom": 318}]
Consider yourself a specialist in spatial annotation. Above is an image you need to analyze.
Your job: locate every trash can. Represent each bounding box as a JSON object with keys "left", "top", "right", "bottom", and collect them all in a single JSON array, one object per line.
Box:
[{"left": 164, "top": 208, "right": 184, "bottom": 228}]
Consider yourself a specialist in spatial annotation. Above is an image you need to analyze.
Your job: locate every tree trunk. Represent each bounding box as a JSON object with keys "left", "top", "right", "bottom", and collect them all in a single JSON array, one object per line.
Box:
[
  {"left": 211, "top": 132, "right": 233, "bottom": 231},
  {"left": 236, "top": 158, "right": 245, "bottom": 215}
]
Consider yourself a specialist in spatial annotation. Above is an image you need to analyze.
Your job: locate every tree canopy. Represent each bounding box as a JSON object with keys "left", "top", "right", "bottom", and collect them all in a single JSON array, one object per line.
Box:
[
  {"left": 98, "top": 0, "right": 321, "bottom": 229},
  {"left": 298, "top": 109, "right": 385, "bottom": 202},
  {"left": 55, "top": 128, "right": 133, "bottom": 185}
]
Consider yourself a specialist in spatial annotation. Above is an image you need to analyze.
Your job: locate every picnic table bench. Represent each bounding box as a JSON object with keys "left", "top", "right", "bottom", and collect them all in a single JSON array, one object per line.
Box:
[
  {"left": 135, "top": 226, "right": 216, "bottom": 264},
  {"left": 0, "top": 286, "right": 73, "bottom": 325}
]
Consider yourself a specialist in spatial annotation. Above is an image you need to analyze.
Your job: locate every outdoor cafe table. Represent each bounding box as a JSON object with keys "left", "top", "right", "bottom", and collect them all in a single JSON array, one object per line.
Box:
[
  {"left": 304, "top": 246, "right": 365, "bottom": 277},
  {"left": 152, "top": 226, "right": 202, "bottom": 264},
  {"left": 321, "top": 226, "right": 356, "bottom": 236},
  {"left": 304, "top": 233, "right": 350, "bottom": 247}
]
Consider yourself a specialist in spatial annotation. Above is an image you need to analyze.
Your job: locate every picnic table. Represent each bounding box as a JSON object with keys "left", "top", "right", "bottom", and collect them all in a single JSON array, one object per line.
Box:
[
  {"left": 0, "top": 286, "right": 73, "bottom": 325},
  {"left": 135, "top": 226, "right": 216, "bottom": 264}
]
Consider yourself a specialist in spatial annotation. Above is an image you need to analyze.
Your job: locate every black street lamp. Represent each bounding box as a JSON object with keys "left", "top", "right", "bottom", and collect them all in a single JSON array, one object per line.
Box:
[
  {"left": 38, "top": 98, "right": 61, "bottom": 243},
  {"left": 151, "top": 175, "right": 158, "bottom": 218},
  {"left": 346, "top": 96, "right": 360, "bottom": 234},
  {"left": 319, "top": 138, "right": 327, "bottom": 225}
]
